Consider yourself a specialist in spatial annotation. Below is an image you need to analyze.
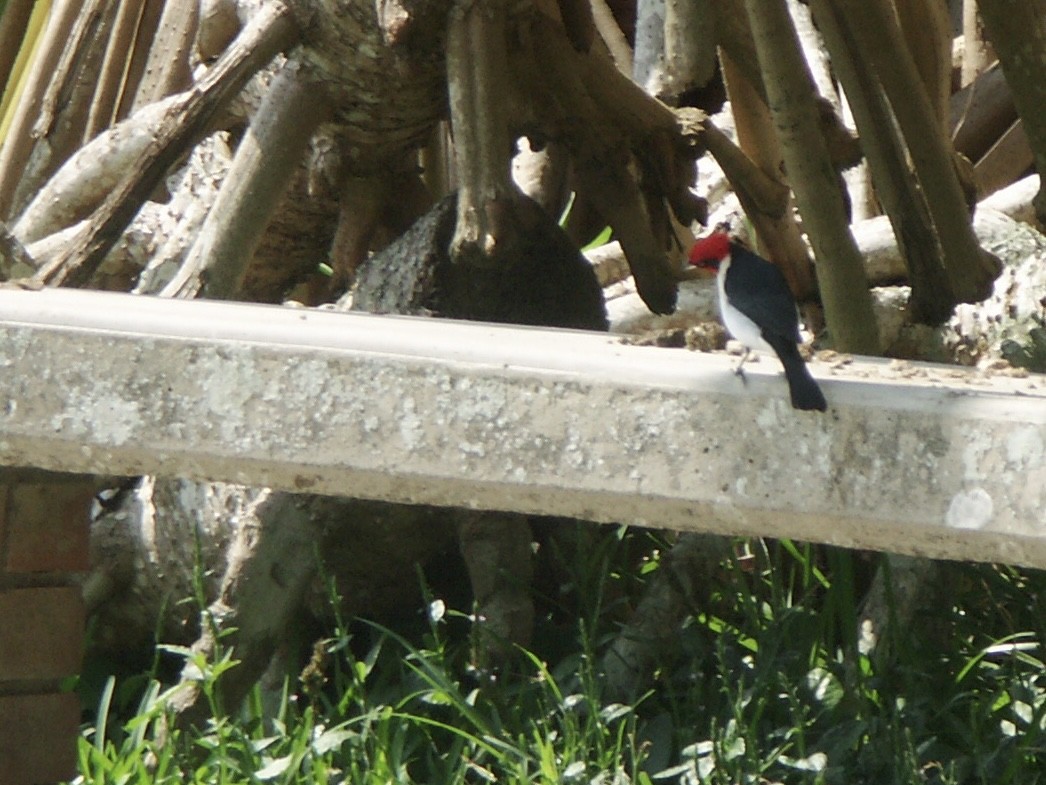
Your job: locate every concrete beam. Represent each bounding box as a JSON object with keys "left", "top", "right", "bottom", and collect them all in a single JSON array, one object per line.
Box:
[{"left": 1, "top": 287, "right": 1044, "bottom": 567}]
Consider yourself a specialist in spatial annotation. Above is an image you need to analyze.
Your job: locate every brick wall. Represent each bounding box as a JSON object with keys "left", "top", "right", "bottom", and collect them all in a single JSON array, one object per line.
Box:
[{"left": 0, "top": 470, "right": 96, "bottom": 785}]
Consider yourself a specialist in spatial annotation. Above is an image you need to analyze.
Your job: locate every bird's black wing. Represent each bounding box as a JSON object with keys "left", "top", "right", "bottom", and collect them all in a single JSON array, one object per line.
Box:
[{"left": 723, "top": 248, "right": 803, "bottom": 343}]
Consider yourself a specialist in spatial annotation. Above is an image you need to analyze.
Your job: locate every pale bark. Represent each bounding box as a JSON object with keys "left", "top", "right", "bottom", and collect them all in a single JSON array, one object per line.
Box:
[
  {"left": 18, "top": 135, "right": 231, "bottom": 291},
  {"left": 789, "top": 0, "right": 875, "bottom": 225},
  {"left": 979, "top": 172, "right": 1041, "bottom": 227},
  {"left": 663, "top": 0, "right": 716, "bottom": 95},
  {"left": 838, "top": 90, "right": 877, "bottom": 223},
  {"left": 632, "top": 0, "right": 665, "bottom": 95},
  {"left": 446, "top": 0, "right": 515, "bottom": 267},
  {"left": 112, "top": 0, "right": 168, "bottom": 120},
  {"left": 162, "top": 63, "right": 327, "bottom": 299},
  {"left": 744, "top": 0, "right": 880, "bottom": 353},
  {"left": 14, "top": 0, "right": 120, "bottom": 213},
  {"left": 85, "top": 0, "right": 163, "bottom": 141},
  {"left": 634, "top": 0, "right": 717, "bottom": 99},
  {"left": 512, "top": 138, "right": 571, "bottom": 221},
  {"left": 197, "top": 0, "right": 243, "bottom": 61},
  {"left": 134, "top": 135, "right": 233, "bottom": 294},
  {"left": 854, "top": 178, "right": 1044, "bottom": 284},
  {"left": 14, "top": 95, "right": 186, "bottom": 244},
  {"left": 590, "top": 0, "right": 633, "bottom": 75},
  {"left": 87, "top": 478, "right": 257, "bottom": 655},
  {"left": 129, "top": 0, "right": 199, "bottom": 111},
  {"left": 961, "top": 0, "right": 994, "bottom": 86},
  {"left": 30, "top": 207, "right": 155, "bottom": 291},
  {"left": 788, "top": 0, "right": 834, "bottom": 107},
  {"left": 168, "top": 492, "right": 328, "bottom": 728},
  {"left": 700, "top": 120, "right": 789, "bottom": 221},
  {"left": 32, "top": 2, "right": 298, "bottom": 288},
  {"left": 287, "top": 0, "right": 450, "bottom": 164}
]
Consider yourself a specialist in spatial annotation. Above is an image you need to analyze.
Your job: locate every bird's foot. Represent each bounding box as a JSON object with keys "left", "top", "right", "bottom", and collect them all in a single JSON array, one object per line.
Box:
[{"left": 731, "top": 348, "right": 752, "bottom": 383}]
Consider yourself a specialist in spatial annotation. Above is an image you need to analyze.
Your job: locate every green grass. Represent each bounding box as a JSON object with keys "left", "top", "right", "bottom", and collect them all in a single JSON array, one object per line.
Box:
[{"left": 68, "top": 528, "right": 1046, "bottom": 784}]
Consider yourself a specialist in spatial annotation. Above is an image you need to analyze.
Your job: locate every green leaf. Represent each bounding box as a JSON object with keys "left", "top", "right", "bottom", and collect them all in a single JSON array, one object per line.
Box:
[
  {"left": 581, "top": 226, "right": 613, "bottom": 252},
  {"left": 255, "top": 754, "right": 294, "bottom": 780}
]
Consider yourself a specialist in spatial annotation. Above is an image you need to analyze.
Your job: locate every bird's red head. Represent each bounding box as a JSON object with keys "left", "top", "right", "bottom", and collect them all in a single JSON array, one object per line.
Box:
[{"left": 688, "top": 232, "right": 731, "bottom": 271}]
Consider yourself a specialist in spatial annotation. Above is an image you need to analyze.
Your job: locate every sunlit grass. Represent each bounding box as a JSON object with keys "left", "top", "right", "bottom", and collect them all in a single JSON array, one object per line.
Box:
[{"left": 70, "top": 529, "right": 1046, "bottom": 784}]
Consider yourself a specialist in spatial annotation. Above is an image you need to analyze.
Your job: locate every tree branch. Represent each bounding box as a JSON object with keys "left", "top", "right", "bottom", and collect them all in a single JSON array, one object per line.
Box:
[
  {"left": 811, "top": 0, "right": 955, "bottom": 325},
  {"left": 718, "top": 51, "right": 815, "bottom": 300},
  {"left": 446, "top": 0, "right": 515, "bottom": 268},
  {"left": 34, "top": 1, "right": 299, "bottom": 288},
  {"left": 522, "top": 15, "right": 681, "bottom": 312},
  {"left": 835, "top": 0, "right": 1001, "bottom": 303},
  {"left": 162, "top": 63, "right": 327, "bottom": 299},
  {"left": 744, "top": 0, "right": 879, "bottom": 353},
  {"left": 975, "top": 0, "right": 1046, "bottom": 226}
]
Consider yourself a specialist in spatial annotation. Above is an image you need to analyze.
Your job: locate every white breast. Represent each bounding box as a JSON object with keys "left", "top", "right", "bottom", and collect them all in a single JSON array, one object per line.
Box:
[{"left": 716, "top": 256, "right": 773, "bottom": 353}]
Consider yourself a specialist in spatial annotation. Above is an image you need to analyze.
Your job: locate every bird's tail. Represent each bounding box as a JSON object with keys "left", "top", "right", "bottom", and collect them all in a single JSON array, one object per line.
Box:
[{"left": 765, "top": 336, "right": 827, "bottom": 411}]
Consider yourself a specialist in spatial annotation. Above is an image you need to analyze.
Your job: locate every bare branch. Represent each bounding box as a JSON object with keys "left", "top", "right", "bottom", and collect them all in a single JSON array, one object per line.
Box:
[
  {"left": 34, "top": 2, "right": 299, "bottom": 289},
  {"left": 590, "top": 0, "right": 633, "bottom": 75},
  {"left": 162, "top": 63, "right": 327, "bottom": 299},
  {"left": 700, "top": 121, "right": 789, "bottom": 220},
  {"left": 129, "top": 0, "right": 199, "bottom": 111},
  {"left": 976, "top": 0, "right": 1046, "bottom": 226},
  {"left": 836, "top": 0, "right": 1001, "bottom": 303},
  {"left": 811, "top": 0, "right": 954, "bottom": 325},
  {"left": 446, "top": 0, "right": 515, "bottom": 267},
  {"left": 745, "top": 0, "right": 880, "bottom": 353},
  {"left": 718, "top": 52, "right": 815, "bottom": 300}
]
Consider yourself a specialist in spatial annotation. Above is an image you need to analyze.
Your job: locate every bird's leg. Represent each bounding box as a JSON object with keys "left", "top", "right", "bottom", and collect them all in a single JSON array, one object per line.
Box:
[{"left": 732, "top": 347, "right": 751, "bottom": 383}]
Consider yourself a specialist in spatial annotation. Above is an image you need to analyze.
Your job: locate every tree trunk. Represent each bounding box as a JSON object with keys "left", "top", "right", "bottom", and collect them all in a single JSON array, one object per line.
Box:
[
  {"left": 810, "top": 0, "right": 955, "bottom": 325},
  {"left": 975, "top": 0, "right": 1046, "bottom": 225},
  {"left": 835, "top": 0, "right": 1001, "bottom": 304},
  {"left": 162, "top": 65, "right": 328, "bottom": 299},
  {"left": 719, "top": 51, "right": 816, "bottom": 302},
  {"left": 32, "top": 2, "right": 299, "bottom": 288},
  {"left": 744, "top": 0, "right": 880, "bottom": 354}
]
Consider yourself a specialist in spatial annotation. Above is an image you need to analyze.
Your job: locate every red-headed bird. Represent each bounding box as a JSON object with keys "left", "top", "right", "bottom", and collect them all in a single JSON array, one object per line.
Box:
[{"left": 688, "top": 232, "right": 827, "bottom": 412}]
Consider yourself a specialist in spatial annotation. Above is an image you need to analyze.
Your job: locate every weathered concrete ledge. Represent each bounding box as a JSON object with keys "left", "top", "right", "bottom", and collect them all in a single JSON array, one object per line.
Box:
[{"left": 1, "top": 287, "right": 1044, "bottom": 567}]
